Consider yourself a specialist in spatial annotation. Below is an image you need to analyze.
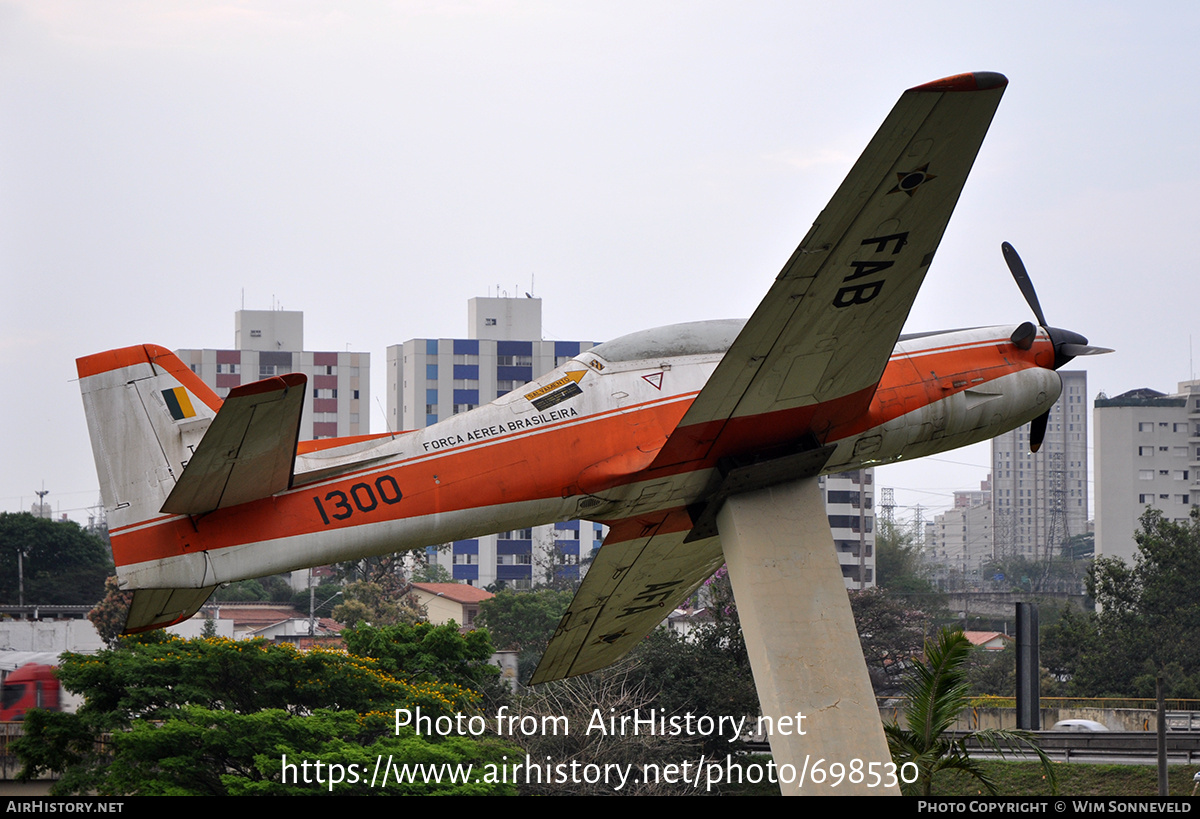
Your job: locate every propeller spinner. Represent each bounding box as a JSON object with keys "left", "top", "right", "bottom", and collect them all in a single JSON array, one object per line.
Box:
[{"left": 1002, "top": 242, "right": 1113, "bottom": 452}]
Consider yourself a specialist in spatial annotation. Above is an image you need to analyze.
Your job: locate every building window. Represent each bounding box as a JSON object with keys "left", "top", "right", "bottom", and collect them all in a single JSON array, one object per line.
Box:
[
  {"left": 1140, "top": 447, "right": 1154, "bottom": 456},
  {"left": 1139, "top": 470, "right": 1154, "bottom": 480},
  {"left": 1139, "top": 422, "right": 1154, "bottom": 432}
]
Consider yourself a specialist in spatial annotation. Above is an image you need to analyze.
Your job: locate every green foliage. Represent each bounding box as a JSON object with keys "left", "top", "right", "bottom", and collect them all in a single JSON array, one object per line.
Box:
[
  {"left": 875, "top": 518, "right": 937, "bottom": 596},
  {"left": 13, "top": 633, "right": 508, "bottom": 795},
  {"left": 1043, "top": 508, "right": 1200, "bottom": 697},
  {"left": 966, "top": 645, "right": 1016, "bottom": 697},
  {"left": 342, "top": 622, "right": 499, "bottom": 693},
  {"left": 849, "top": 586, "right": 929, "bottom": 694},
  {"left": 0, "top": 513, "right": 111, "bottom": 605},
  {"left": 87, "top": 575, "right": 132, "bottom": 647},
  {"left": 885, "top": 628, "right": 1056, "bottom": 797},
  {"left": 213, "top": 574, "right": 293, "bottom": 603},
  {"left": 409, "top": 562, "right": 455, "bottom": 583},
  {"left": 624, "top": 628, "right": 759, "bottom": 753},
  {"left": 290, "top": 581, "right": 343, "bottom": 619},
  {"left": 980, "top": 553, "right": 1087, "bottom": 594},
  {"left": 101, "top": 708, "right": 517, "bottom": 796},
  {"left": 332, "top": 579, "right": 426, "bottom": 627},
  {"left": 478, "top": 588, "right": 573, "bottom": 683}
]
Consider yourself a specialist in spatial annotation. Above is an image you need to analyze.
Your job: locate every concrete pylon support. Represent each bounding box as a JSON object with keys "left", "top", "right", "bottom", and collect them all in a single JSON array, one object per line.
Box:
[{"left": 717, "top": 477, "right": 897, "bottom": 796}]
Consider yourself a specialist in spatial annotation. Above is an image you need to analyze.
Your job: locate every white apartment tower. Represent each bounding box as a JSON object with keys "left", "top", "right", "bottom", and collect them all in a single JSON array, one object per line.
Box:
[
  {"left": 176, "top": 310, "right": 370, "bottom": 441},
  {"left": 387, "top": 297, "right": 600, "bottom": 588},
  {"left": 926, "top": 477, "right": 994, "bottom": 581},
  {"left": 1094, "top": 381, "right": 1200, "bottom": 564},
  {"left": 990, "top": 370, "right": 1089, "bottom": 560},
  {"left": 819, "top": 469, "right": 877, "bottom": 590}
]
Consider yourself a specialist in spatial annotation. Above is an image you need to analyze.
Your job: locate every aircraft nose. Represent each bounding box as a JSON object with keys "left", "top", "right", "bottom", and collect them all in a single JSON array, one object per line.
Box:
[{"left": 1046, "top": 326, "right": 1112, "bottom": 369}]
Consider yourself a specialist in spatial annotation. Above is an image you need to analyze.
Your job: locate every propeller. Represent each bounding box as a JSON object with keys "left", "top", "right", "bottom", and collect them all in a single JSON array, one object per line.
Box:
[{"left": 1001, "top": 241, "right": 1113, "bottom": 452}]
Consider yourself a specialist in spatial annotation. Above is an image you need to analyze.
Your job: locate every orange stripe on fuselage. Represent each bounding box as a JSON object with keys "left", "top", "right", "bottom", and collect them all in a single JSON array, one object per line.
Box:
[
  {"left": 646, "top": 332, "right": 1049, "bottom": 474},
  {"left": 111, "top": 331, "right": 1051, "bottom": 569},
  {"left": 110, "top": 395, "right": 696, "bottom": 567},
  {"left": 828, "top": 333, "right": 1052, "bottom": 441}
]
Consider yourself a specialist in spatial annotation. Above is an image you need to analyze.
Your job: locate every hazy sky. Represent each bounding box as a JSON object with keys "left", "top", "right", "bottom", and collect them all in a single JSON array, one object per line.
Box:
[{"left": 3, "top": 1, "right": 1197, "bottom": 528}]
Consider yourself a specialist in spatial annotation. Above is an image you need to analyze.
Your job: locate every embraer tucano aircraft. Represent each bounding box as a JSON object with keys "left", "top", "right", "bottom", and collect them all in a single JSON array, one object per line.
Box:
[{"left": 78, "top": 72, "right": 1107, "bottom": 688}]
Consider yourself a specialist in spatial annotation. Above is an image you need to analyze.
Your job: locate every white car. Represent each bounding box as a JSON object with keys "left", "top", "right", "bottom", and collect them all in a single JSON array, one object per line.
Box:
[{"left": 1053, "top": 719, "right": 1109, "bottom": 732}]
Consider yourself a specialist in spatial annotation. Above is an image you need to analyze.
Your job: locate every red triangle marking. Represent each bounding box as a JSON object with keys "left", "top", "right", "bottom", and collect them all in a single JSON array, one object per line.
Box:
[{"left": 642, "top": 372, "right": 663, "bottom": 390}]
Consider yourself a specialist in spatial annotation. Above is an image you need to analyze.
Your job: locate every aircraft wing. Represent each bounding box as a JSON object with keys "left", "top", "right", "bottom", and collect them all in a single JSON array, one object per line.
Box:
[
  {"left": 530, "top": 509, "right": 724, "bottom": 684},
  {"left": 533, "top": 73, "right": 1008, "bottom": 683},
  {"left": 653, "top": 72, "right": 1008, "bottom": 467},
  {"left": 160, "top": 373, "right": 307, "bottom": 515}
]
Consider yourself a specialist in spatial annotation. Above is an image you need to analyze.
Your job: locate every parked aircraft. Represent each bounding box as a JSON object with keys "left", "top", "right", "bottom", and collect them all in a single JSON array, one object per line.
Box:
[{"left": 77, "top": 72, "right": 1107, "bottom": 684}]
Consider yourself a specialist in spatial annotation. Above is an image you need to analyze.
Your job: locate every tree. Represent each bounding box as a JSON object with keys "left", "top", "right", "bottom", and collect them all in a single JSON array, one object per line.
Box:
[
  {"left": 15, "top": 632, "right": 516, "bottom": 795},
  {"left": 478, "top": 588, "right": 573, "bottom": 683},
  {"left": 884, "top": 628, "right": 1056, "bottom": 796},
  {"left": 0, "top": 513, "right": 111, "bottom": 605},
  {"left": 213, "top": 574, "right": 293, "bottom": 602},
  {"left": 341, "top": 622, "right": 499, "bottom": 693},
  {"left": 849, "top": 587, "right": 929, "bottom": 694},
  {"left": 874, "top": 517, "right": 937, "bottom": 596},
  {"left": 88, "top": 575, "right": 132, "bottom": 647},
  {"left": 331, "top": 579, "right": 426, "bottom": 627},
  {"left": 1045, "top": 507, "right": 1200, "bottom": 698},
  {"left": 623, "top": 627, "right": 759, "bottom": 753},
  {"left": 512, "top": 663, "right": 703, "bottom": 795},
  {"left": 410, "top": 562, "right": 455, "bottom": 583}
]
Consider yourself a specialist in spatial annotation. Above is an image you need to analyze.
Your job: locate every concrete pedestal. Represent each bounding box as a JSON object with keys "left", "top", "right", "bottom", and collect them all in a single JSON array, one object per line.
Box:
[{"left": 717, "top": 478, "right": 898, "bottom": 795}]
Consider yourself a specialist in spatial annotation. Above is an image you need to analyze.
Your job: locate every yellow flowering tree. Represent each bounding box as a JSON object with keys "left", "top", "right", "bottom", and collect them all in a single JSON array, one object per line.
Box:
[{"left": 15, "top": 632, "right": 517, "bottom": 795}]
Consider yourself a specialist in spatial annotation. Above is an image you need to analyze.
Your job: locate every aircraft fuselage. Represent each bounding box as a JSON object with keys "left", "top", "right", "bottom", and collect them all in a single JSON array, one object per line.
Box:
[{"left": 107, "top": 321, "right": 1060, "bottom": 592}]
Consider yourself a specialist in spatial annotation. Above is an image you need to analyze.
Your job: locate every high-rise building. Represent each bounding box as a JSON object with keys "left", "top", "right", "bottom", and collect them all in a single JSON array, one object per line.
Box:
[
  {"left": 1094, "top": 381, "right": 1200, "bottom": 564},
  {"left": 990, "top": 370, "right": 1089, "bottom": 560},
  {"left": 177, "top": 310, "right": 370, "bottom": 440},
  {"left": 925, "top": 477, "right": 993, "bottom": 584},
  {"left": 819, "top": 469, "right": 877, "bottom": 589},
  {"left": 387, "top": 297, "right": 601, "bottom": 588}
]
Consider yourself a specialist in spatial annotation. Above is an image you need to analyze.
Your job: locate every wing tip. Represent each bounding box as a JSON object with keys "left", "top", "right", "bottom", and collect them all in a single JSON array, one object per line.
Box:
[{"left": 908, "top": 72, "right": 1008, "bottom": 93}]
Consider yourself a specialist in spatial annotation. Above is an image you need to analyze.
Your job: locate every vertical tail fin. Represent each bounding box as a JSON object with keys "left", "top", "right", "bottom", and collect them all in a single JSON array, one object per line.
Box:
[
  {"left": 77, "top": 345, "right": 223, "bottom": 631},
  {"left": 77, "top": 345, "right": 222, "bottom": 531}
]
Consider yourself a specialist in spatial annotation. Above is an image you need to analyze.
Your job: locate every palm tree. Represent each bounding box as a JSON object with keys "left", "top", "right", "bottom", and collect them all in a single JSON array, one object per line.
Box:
[{"left": 885, "top": 627, "right": 1057, "bottom": 796}]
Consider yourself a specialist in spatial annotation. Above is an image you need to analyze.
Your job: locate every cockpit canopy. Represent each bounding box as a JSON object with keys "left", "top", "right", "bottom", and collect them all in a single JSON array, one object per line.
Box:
[{"left": 587, "top": 319, "right": 746, "bottom": 363}]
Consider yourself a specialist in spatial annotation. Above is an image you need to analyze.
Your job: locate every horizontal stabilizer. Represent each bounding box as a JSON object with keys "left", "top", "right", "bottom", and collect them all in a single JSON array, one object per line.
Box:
[
  {"left": 125, "top": 586, "right": 219, "bottom": 633},
  {"left": 161, "top": 373, "right": 307, "bottom": 515}
]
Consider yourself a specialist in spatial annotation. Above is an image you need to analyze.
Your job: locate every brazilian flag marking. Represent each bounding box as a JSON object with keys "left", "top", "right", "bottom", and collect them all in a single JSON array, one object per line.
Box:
[{"left": 163, "top": 387, "right": 196, "bottom": 421}]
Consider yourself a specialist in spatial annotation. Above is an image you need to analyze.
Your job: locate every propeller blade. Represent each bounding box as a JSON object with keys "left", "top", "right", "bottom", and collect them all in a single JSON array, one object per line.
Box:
[
  {"left": 1029, "top": 409, "right": 1050, "bottom": 453},
  {"left": 1002, "top": 242, "right": 1047, "bottom": 327},
  {"left": 1059, "top": 343, "right": 1114, "bottom": 357}
]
